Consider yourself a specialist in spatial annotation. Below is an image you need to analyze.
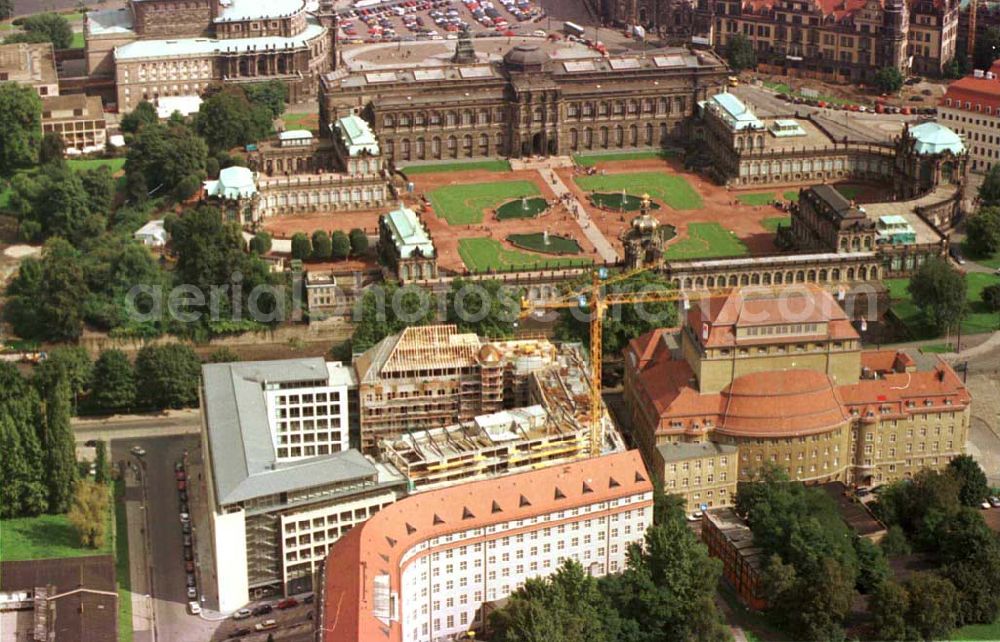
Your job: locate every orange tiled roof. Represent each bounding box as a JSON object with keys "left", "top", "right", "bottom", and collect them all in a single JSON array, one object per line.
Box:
[
  {"left": 941, "top": 74, "right": 1000, "bottom": 114},
  {"left": 718, "top": 370, "right": 850, "bottom": 437},
  {"left": 320, "top": 451, "right": 652, "bottom": 642}
]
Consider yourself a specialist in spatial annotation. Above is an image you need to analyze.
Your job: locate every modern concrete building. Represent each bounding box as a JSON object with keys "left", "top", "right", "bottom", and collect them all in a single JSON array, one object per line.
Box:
[
  {"left": 624, "top": 285, "right": 972, "bottom": 488},
  {"left": 200, "top": 358, "right": 407, "bottom": 608},
  {"left": 41, "top": 94, "right": 108, "bottom": 153},
  {"left": 318, "top": 450, "right": 653, "bottom": 642},
  {"left": 0, "top": 42, "right": 58, "bottom": 97},
  {"left": 378, "top": 204, "right": 439, "bottom": 283}
]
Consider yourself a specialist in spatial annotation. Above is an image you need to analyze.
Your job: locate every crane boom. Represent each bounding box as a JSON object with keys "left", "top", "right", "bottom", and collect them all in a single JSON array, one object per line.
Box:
[{"left": 519, "top": 267, "right": 736, "bottom": 456}]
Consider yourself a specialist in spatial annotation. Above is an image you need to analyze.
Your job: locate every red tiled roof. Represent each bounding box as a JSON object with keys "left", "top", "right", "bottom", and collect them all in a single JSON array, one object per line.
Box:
[
  {"left": 838, "top": 359, "right": 971, "bottom": 412},
  {"left": 687, "top": 285, "right": 858, "bottom": 349},
  {"left": 860, "top": 349, "right": 913, "bottom": 373},
  {"left": 941, "top": 75, "right": 1000, "bottom": 114},
  {"left": 321, "top": 451, "right": 652, "bottom": 642},
  {"left": 718, "top": 370, "right": 850, "bottom": 437}
]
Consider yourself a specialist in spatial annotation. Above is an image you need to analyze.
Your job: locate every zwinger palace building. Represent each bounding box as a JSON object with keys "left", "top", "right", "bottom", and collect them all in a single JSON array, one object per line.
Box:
[{"left": 320, "top": 37, "right": 728, "bottom": 162}]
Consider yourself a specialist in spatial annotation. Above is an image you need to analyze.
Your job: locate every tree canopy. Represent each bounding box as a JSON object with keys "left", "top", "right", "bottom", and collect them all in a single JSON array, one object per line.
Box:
[
  {"left": 0, "top": 363, "right": 48, "bottom": 517},
  {"left": 134, "top": 343, "right": 202, "bottom": 409},
  {"left": 555, "top": 271, "right": 678, "bottom": 356},
  {"left": 979, "top": 165, "right": 1000, "bottom": 207},
  {"left": 10, "top": 162, "right": 112, "bottom": 243},
  {"left": 907, "top": 256, "right": 967, "bottom": 332},
  {"left": 351, "top": 282, "right": 438, "bottom": 354},
  {"left": 120, "top": 101, "right": 159, "bottom": 135},
  {"left": 243, "top": 81, "right": 289, "bottom": 119},
  {"left": 724, "top": 34, "right": 756, "bottom": 72},
  {"left": 194, "top": 87, "right": 272, "bottom": 151},
  {"left": 125, "top": 121, "right": 207, "bottom": 201},
  {"left": 964, "top": 206, "right": 1000, "bottom": 258},
  {"left": 4, "top": 237, "right": 86, "bottom": 341},
  {"left": 446, "top": 278, "right": 520, "bottom": 339},
  {"left": 90, "top": 349, "right": 137, "bottom": 414},
  {"left": 4, "top": 13, "right": 73, "bottom": 49},
  {"left": 0, "top": 81, "right": 42, "bottom": 175},
  {"left": 874, "top": 67, "right": 904, "bottom": 93}
]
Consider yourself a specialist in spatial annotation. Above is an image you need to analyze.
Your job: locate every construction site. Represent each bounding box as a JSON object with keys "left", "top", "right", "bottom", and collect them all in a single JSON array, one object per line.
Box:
[{"left": 378, "top": 339, "right": 625, "bottom": 491}]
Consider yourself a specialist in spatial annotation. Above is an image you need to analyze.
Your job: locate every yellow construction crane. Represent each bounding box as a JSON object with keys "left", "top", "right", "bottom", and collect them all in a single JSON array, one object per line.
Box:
[{"left": 519, "top": 267, "right": 733, "bottom": 456}]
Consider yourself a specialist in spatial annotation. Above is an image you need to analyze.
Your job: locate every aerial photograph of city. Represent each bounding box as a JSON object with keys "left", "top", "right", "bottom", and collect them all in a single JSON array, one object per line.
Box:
[{"left": 2, "top": 0, "right": 1000, "bottom": 639}]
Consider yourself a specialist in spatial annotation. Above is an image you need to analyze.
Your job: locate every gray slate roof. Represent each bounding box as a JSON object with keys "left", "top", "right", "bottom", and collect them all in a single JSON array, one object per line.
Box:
[
  {"left": 656, "top": 441, "right": 738, "bottom": 463},
  {"left": 202, "top": 358, "right": 372, "bottom": 505}
]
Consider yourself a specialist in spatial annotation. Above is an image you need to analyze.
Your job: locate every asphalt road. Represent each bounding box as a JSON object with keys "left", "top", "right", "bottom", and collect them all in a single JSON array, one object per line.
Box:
[
  {"left": 113, "top": 435, "right": 221, "bottom": 642},
  {"left": 74, "top": 410, "right": 202, "bottom": 442}
]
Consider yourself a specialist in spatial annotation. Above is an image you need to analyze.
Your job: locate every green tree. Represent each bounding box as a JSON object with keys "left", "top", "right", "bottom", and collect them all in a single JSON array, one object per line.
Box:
[
  {"left": 311, "top": 230, "right": 332, "bottom": 261},
  {"left": 135, "top": 343, "right": 202, "bottom": 409},
  {"left": 34, "top": 345, "right": 93, "bottom": 407},
  {"left": 854, "top": 537, "right": 891, "bottom": 593},
  {"left": 874, "top": 67, "right": 905, "bottom": 93},
  {"left": 67, "top": 478, "right": 109, "bottom": 548},
  {"left": 42, "top": 376, "right": 77, "bottom": 513},
  {"left": 907, "top": 256, "right": 967, "bottom": 333},
  {"left": 555, "top": 271, "right": 678, "bottom": 356},
  {"left": 446, "top": 278, "right": 520, "bottom": 339},
  {"left": 974, "top": 26, "right": 1000, "bottom": 71},
  {"left": 250, "top": 231, "right": 272, "bottom": 255},
  {"left": 94, "top": 440, "right": 109, "bottom": 484},
  {"left": 291, "top": 232, "right": 312, "bottom": 260},
  {"left": 724, "top": 33, "right": 756, "bottom": 72},
  {"left": 947, "top": 454, "right": 989, "bottom": 506},
  {"left": 0, "top": 82, "right": 42, "bottom": 175},
  {"left": 331, "top": 230, "right": 351, "bottom": 260},
  {"left": 4, "top": 238, "right": 86, "bottom": 341},
  {"left": 243, "top": 80, "right": 289, "bottom": 119},
  {"left": 206, "top": 347, "right": 240, "bottom": 363},
  {"left": 120, "top": 101, "right": 159, "bottom": 134},
  {"left": 39, "top": 131, "right": 65, "bottom": 166},
  {"left": 79, "top": 165, "right": 116, "bottom": 216},
  {"left": 6, "top": 13, "right": 73, "bottom": 49},
  {"left": 0, "top": 0, "right": 13, "bottom": 20},
  {"left": 906, "top": 572, "right": 959, "bottom": 640},
  {"left": 349, "top": 228, "right": 369, "bottom": 255},
  {"left": 0, "top": 363, "right": 48, "bottom": 517},
  {"left": 965, "top": 206, "right": 1000, "bottom": 258},
  {"left": 946, "top": 550, "right": 1000, "bottom": 626},
  {"left": 194, "top": 88, "right": 271, "bottom": 151},
  {"left": 979, "top": 164, "right": 1000, "bottom": 207},
  {"left": 879, "top": 525, "right": 911, "bottom": 558},
  {"left": 90, "top": 349, "right": 136, "bottom": 413},
  {"left": 351, "top": 282, "right": 438, "bottom": 354},
  {"left": 983, "top": 283, "right": 1000, "bottom": 312},
  {"left": 125, "top": 121, "right": 207, "bottom": 200},
  {"left": 870, "top": 580, "right": 912, "bottom": 641},
  {"left": 943, "top": 56, "right": 969, "bottom": 79},
  {"left": 9, "top": 161, "right": 103, "bottom": 243}
]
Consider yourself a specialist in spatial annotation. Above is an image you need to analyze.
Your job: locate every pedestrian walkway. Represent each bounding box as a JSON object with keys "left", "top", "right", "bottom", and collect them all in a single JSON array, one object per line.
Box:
[
  {"left": 537, "top": 166, "right": 620, "bottom": 263},
  {"left": 125, "top": 467, "right": 156, "bottom": 642}
]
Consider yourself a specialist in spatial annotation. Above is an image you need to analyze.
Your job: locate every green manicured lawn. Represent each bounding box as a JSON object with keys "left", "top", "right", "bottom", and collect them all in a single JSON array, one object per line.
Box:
[
  {"left": 281, "top": 111, "right": 319, "bottom": 131},
  {"left": 887, "top": 273, "right": 1000, "bottom": 338},
  {"left": 961, "top": 241, "right": 1000, "bottom": 270},
  {"left": 114, "top": 480, "right": 133, "bottom": 642},
  {"left": 572, "top": 149, "right": 676, "bottom": 167},
  {"left": 663, "top": 222, "right": 750, "bottom": 260},
  {"left": 920, "top": 343, "right": 956, "bottom": 353},
  {"left": 70, "top": 31, "right": 84, "bottom": 49},
  {"left": 68, "top": 157, "right": 127, "bottom": 173},
  {"left": 458, "top": 237, "right": 591, "bottom": 272},
  {"left": 952, "top": 617, "right": 1000, "bottom": 640},
  {"left": 402, "top": 159, "right": 512, "bottom": 174},
  {"left": 736, "top": 192, "right": 777, "bottom": 206},
  {"left": 761, "top": 216, "right": 791, "bottom": 232},
  {"left": 783, "top": 190, "right": 800, "bottom": 202},
  {"left": 835, "top": 185, "right": 861, "bottom": 200},
  {"left": 575, "top": 171, "right": 703, "bottom": 210},
  {"left": 0, "top": 509, "right": 112, "bottom": 561},
  {"left": 429, "top": 180, "right": 539, "bottom": 225}
]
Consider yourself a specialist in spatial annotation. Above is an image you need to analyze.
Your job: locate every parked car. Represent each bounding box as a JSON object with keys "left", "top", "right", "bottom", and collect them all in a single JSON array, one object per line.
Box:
[
  {"left": 990, "top": 496, "right": 1000, "bottom": 507},
  {"left": 130, "top": 446, "right": 146, "bottom": 456},
  {"left": 252, "top": 604, "right": 273, "bottom": 616},
  {"left": 856, "top": 487, "right": 871, "bottom": 497},
  {"left": 982, "top": 500, "right": 993, "bottom": 510},
  {"left": 186, "top": 573, "right": 196, "bottom": 587},
  {"left": 179, "top": 491, "right": 188, "bottom": 503},
  {"left": 187, "top": 586, "right": 197, "bottom": 599},
  {"left": 183, "top": 534, "right": 192, "bottom": 547},
  {"left": 303, "top": 594, "right": 315, "bottom": 604},
  {"left": 183, "top": 546, "right": 193, "bottom": 561},
  {"left": 180, "top": 502, "right": 189, "bottom": 514},
  {"left": 180, "top": 512, "right": 191, "bottom": 523},
  {"left": 232, "top": 608, "right": 253, "bottom": 620},
  {"left": 182, "top": 522, "right": 192, "bottom": 534},
  {"left": 177, "top": 480, "right": 187, "bottom": 491},
  {"left": 187, "top": 601, "right": 201, "bottom": 615},
  {"left": 176, "top": 470, "right": 186, "bottom": 481},
  {"left": 185, "top": 560, "right": 195, "bottom": 573},
  {"left": 255, "top": 619, "right": 278, "bottom": 631},
  {"left": 174, "top": 461, "right": 184, "bottom": 472},
  {"left": 228, "top": 628, "right": 251, "bottom": 639},
  {"left": 277, "top": 597, "right": 299, "bottom": 609}
]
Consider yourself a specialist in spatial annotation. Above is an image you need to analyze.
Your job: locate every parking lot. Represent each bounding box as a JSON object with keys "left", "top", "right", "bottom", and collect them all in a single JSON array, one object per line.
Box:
[
  {"left": 335, "top": 0, "right": 553, "bottom": 43},
  {"left": 211, "top": 598, "right": 315, "bottom": 641}
]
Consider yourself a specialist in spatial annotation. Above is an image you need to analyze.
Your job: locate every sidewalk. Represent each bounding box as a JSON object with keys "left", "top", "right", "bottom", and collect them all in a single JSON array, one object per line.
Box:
[
  {"left": 125, "top": 466, "right": 156, "bottom": 642},
  {"left": 539, "top": 166, "right": 620, "bottom": 263},
  {"left": 185, "top": 440, "right": 221, "bottom": 615}
]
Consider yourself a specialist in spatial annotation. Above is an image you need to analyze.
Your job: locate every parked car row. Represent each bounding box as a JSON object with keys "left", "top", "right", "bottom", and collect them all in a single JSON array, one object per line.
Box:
[
  {"left": 339, "top": 0, "right": 543, "bottom": 42},
  {"left": 175, "top": 459, "right": 201, "bottom": 615},
  {"left": 226, "top": 595, "right": 315, "bottom": 638},
  {"left": 981, "top": 496, "right": 1000, "bottom": 510},
  {"left": 772, "top": 92, "right": 937, "bottom": 116}
]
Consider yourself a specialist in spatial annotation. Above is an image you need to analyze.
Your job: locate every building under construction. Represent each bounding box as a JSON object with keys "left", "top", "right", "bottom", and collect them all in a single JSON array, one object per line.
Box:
[
  {"left": 353, "top": 324, "right": 621, "bottom": 457},
  {"left": 378, "top": 339, "right": 625, "bottom": 490}
]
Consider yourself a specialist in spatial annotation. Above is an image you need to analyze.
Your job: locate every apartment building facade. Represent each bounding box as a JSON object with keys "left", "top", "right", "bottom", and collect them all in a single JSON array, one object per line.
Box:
[
  {"left": 319, "top": 450, "right": 654, "bottom": 642},
  {"left": 41, "top": 94, "right": 108, "bottom": 153},
  {"left": 653, "top": 442, "right": 739, "bottom": 514},
  {"left": 939, "top": 62, "right": 1000, "bottom": 174}
]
